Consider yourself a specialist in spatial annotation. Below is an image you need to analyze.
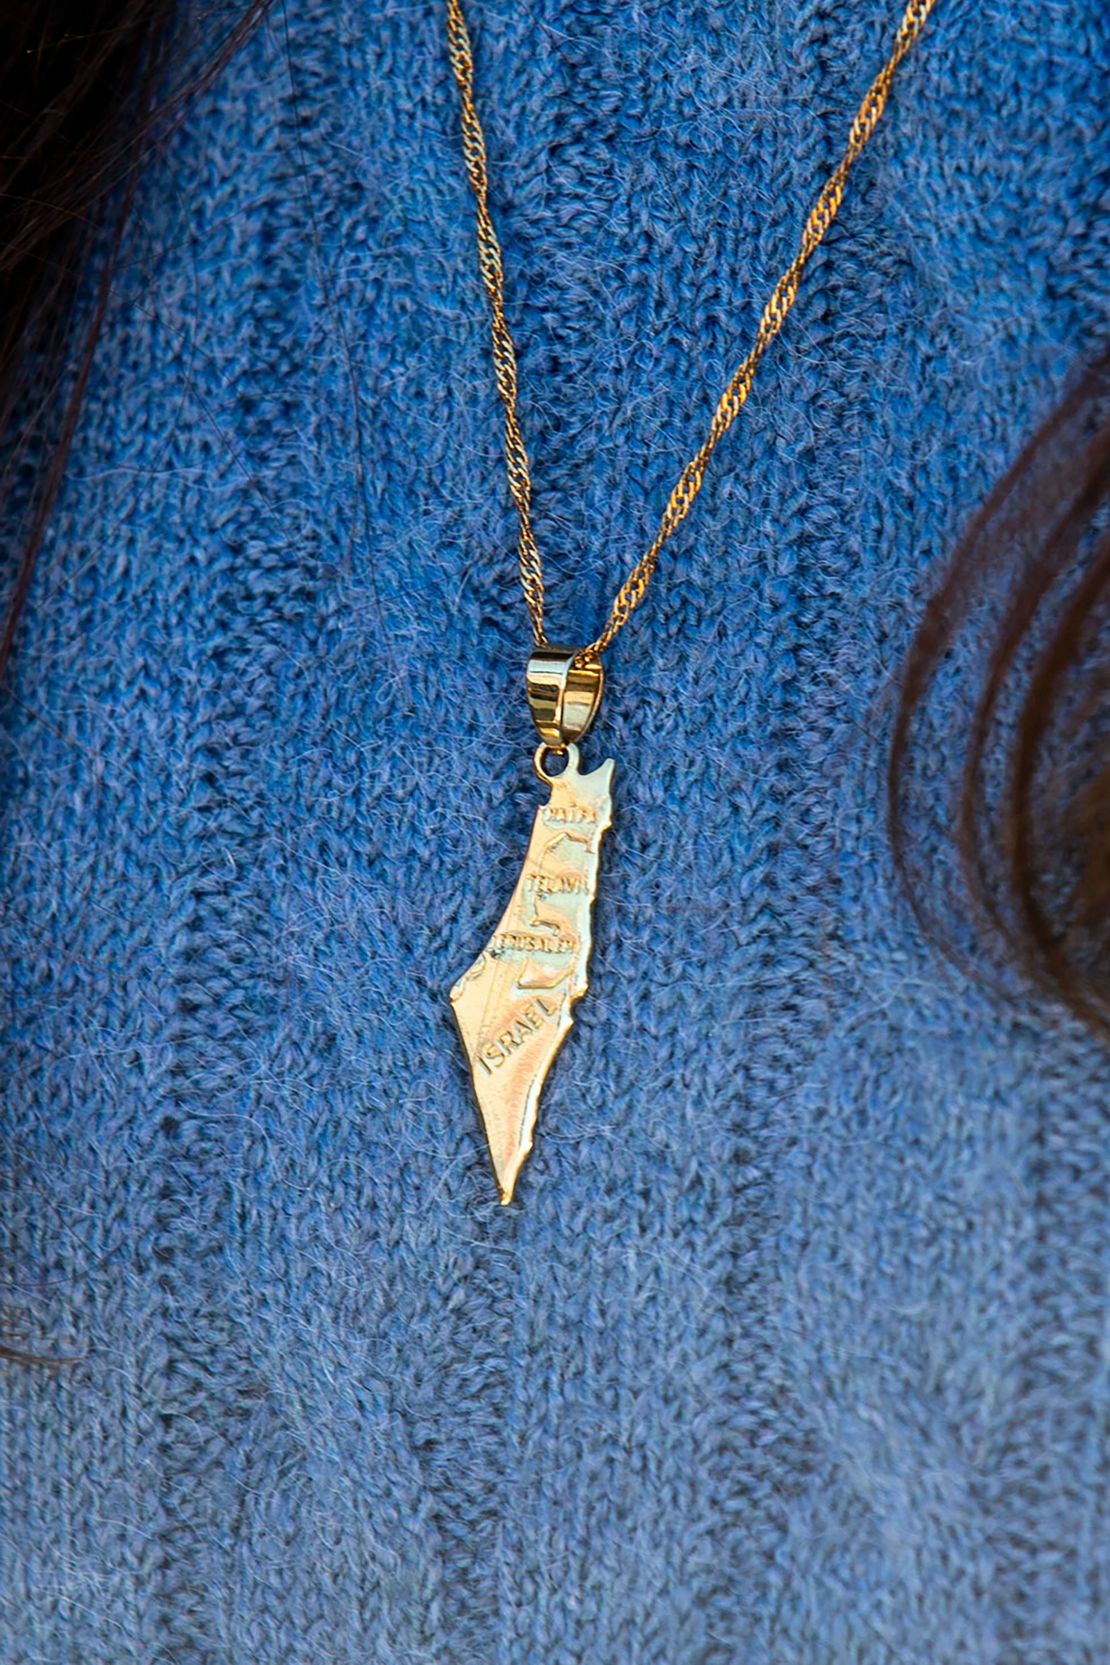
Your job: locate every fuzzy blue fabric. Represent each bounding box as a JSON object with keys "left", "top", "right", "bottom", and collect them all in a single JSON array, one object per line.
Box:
[{"left": 1, "top": 0, "right": 1109, "bottom": 1659}]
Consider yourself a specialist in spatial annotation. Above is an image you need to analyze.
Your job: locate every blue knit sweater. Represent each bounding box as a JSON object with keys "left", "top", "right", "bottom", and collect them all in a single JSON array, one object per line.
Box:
[{"left": 1, "top": 1, "right": 1109, "bottom": 1659}]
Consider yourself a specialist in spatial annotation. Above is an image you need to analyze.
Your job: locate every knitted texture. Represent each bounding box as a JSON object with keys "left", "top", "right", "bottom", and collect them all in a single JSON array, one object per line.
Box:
[{"left": 1, "top": 1, "right": 1109, "bottom": 1659}]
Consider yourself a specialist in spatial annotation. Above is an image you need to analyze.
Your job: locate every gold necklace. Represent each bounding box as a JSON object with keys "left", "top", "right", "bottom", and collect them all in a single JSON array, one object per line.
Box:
[{"left": 445, "top": 0, "right": 938, "bottom": 1204}]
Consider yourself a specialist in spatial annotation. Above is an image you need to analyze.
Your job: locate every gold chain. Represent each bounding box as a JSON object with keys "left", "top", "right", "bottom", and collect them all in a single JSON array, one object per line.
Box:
[{"left": 445, "top": 0, "right": 938, "bottom": 660}]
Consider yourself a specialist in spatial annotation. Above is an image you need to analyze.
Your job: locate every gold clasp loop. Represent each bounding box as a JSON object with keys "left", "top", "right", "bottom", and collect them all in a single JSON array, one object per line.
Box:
[{"left": 525, "top": 645, "right": 604, "bottom": 749}]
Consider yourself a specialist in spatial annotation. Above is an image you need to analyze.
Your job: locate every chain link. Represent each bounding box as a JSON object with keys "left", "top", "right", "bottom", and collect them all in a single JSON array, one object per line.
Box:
[{"left": 445, "top": 0, "right": 938, "bottom": 658}]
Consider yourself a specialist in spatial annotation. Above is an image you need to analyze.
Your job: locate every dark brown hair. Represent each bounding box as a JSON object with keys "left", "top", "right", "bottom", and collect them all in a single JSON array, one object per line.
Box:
[{"left": 889, "top": 343, "right": 1110, "bottom": 1039}]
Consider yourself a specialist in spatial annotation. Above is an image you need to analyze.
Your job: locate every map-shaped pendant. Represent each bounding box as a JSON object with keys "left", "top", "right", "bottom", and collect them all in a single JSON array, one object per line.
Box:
[{"left": 449, "top": 742, "right": 614, "bottom": 1204}]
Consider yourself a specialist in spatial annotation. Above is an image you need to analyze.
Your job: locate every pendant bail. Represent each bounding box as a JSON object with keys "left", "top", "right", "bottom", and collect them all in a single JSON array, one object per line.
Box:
[{"left": 525, "top": 644, "right": 604, "bottom": 749}]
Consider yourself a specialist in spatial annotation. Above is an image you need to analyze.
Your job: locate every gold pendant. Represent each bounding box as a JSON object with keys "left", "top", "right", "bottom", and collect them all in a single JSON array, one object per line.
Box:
[{"left": 450, "top": 647, "right": 610, "bottom": 1204}]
